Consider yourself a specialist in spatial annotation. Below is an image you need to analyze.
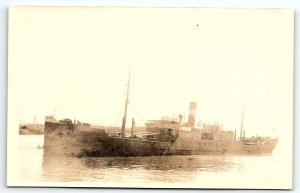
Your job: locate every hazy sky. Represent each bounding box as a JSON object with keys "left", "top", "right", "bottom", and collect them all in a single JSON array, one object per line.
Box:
[{"left": 9, "top": 7, "right": 293, "bottom": 138}]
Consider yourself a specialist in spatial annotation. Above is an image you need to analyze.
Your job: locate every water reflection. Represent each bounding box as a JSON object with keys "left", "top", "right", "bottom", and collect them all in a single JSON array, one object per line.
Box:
[
  {"left": 83, "top": 155, "right": 233, "bottom": 171},
  {"left": 19, "top": 135, "right": 281, "bottom": 186},
  {"left": 42, "top": 154, "right": 234, "bottom": 183}
]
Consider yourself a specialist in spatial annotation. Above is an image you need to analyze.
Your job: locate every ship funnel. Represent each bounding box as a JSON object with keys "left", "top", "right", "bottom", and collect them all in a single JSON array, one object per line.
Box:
[
  {"left": 178, "top": 114, "right": 183, "bottom": 125},
  {"left": 188, "top": 102, "right": 197, "bottom": 128}
]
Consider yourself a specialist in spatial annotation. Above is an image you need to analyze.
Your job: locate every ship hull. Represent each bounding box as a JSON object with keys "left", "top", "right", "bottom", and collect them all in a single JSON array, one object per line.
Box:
[
  {"left": 44, "top": 122, "right": 230, "bottom": 157},
  {"left": 44, "top": 120, "right": 278, "bottom": 157},
  {"left": 44, "top": 122, "right": 172, "bottom": 157},
  {"left": 233, "top": 139, "right": 279, "bottom": 154}
]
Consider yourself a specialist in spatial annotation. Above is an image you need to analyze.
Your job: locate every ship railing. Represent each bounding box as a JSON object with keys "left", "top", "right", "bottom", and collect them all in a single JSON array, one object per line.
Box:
[{"left": 90, "top": 124, "right": 106, "bottom": 129}]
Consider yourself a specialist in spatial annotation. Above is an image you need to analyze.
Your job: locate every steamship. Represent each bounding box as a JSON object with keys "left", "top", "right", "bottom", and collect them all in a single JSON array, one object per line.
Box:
[{"left": 43, "top": 71, "right": 278, "bottom": 157}]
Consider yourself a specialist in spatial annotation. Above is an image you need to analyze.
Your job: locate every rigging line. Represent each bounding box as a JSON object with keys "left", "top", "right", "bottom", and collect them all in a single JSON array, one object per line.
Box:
[
  {"left": 131, "top": 103, "right": 145, "bottom": 123},
  {"left": 112, "top": 106, "right": 123, "bottom": 126}
]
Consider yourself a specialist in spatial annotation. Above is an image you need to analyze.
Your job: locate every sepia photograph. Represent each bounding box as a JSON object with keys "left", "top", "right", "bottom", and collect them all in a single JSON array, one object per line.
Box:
[{"left": 7, "top": 6, "right": 293, "bottom": 189}]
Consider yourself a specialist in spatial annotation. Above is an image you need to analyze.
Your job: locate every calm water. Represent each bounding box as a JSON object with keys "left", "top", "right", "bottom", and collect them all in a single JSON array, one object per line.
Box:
[{"left": 18, "top": 135, "right": 285, "bottom": 188}]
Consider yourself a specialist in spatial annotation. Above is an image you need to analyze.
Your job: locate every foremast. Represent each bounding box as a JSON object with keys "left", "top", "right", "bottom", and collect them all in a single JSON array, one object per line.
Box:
[
  {"left": 121, "top": 68, "right": 131, "bottom": 137},
  {"left": 239, "top": 106, "right": 244, "bottom": 140}
]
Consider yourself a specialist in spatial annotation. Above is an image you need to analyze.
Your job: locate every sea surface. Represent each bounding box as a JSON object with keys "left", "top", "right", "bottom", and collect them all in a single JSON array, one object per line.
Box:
[{"left": 18, "top": 135, "right": 287, "bottom": 188}]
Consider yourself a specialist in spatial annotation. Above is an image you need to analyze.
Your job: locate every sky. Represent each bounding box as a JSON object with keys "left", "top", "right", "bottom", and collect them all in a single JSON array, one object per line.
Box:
[{"left": 8, "top": 7, "right": 293, "bottom": 138}]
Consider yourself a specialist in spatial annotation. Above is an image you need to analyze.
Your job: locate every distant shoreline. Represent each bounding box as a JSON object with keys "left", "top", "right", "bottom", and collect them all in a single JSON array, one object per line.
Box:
[{"left": 19, "top": 124, "right": 44, "bottom": 135}]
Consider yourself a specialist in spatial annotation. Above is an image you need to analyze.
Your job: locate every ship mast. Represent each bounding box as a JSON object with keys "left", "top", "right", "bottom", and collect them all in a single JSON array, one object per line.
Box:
[
  {"left": 121, "top": 68, "right": 131, "bottom": 138},
  {"left": 239, "top": 106, "right": 244, "bottom": 140}
]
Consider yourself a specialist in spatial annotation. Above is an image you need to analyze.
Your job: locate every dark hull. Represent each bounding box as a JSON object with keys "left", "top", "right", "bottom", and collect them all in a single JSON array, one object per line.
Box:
[
  {"left": 44, "top": 121, "right": 278, "bottom": 157},
  {"left": 44, "top": 122, "right": 172, "bottom": 157}
]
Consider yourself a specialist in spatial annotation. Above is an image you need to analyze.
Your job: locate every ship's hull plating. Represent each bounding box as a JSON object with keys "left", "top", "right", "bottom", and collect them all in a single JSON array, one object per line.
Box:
[
  {"left": 44, "top": 122, "right": 172, "bottom": 157},
  {"left": 234, "top": 139, "right": 278, "bottom": 154},
  {"left": 44, "top": 121, "right": 278, "bottom": 157}
]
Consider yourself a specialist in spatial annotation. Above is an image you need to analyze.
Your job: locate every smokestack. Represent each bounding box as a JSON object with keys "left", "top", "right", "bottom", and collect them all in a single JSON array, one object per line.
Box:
[
  {"left": 178, "top": 114, "right": 183, "bottom": 125},
  {"left": 188, "top": 102, "right": 197, "bottom": 128}
]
